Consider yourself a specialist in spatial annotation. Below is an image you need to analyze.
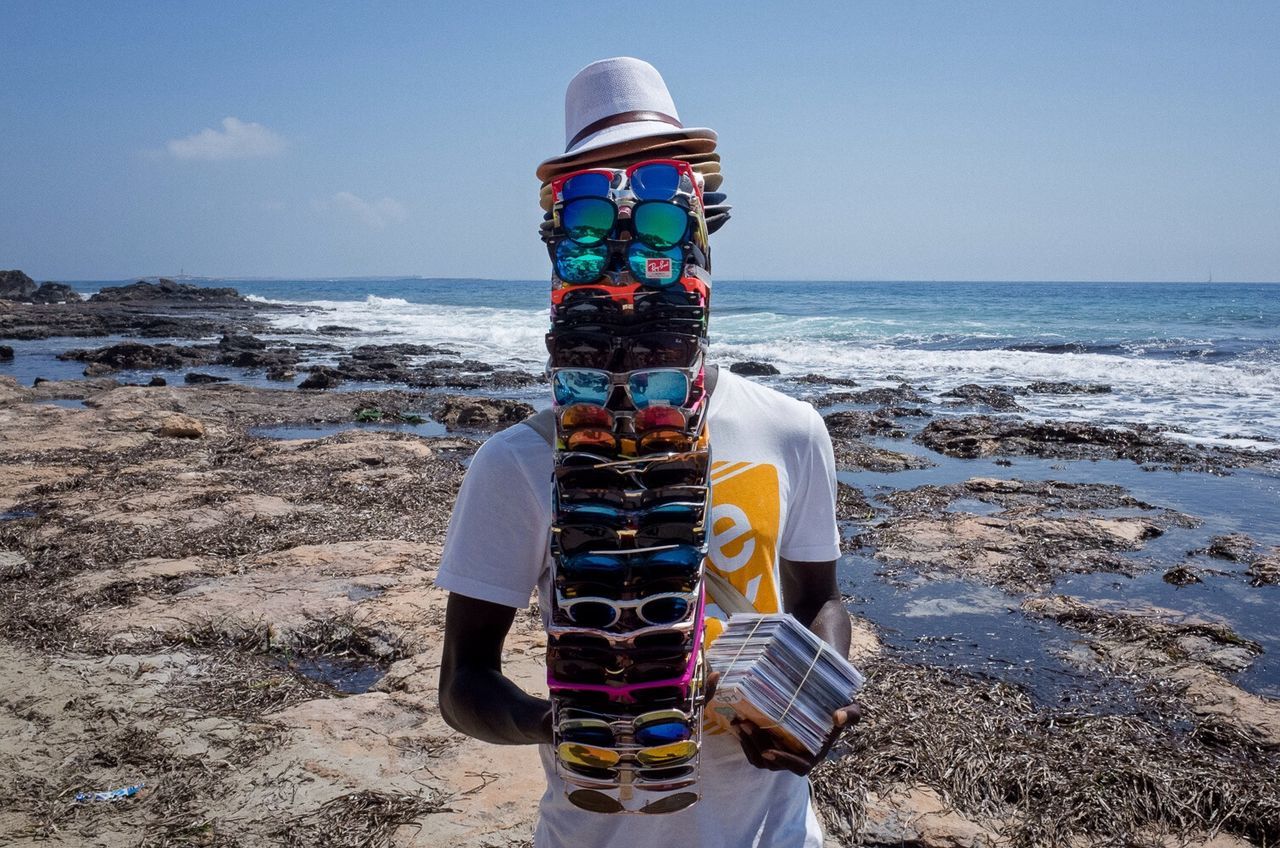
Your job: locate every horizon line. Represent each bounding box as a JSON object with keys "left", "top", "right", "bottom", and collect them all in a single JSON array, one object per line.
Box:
[{"left": 55, "top": 275, "right": 1280, "bottom": 286}]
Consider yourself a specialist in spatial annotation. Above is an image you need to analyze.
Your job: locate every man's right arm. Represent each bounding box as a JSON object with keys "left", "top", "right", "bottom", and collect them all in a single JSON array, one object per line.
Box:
[{"left": 438, "top": 591, "right": 553, "bottom": 745}]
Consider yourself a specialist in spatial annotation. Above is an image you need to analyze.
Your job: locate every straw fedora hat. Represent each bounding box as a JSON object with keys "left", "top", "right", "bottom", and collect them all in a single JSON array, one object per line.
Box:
[{"left": 536, "top": 57, "right": 716, "bottom": 182}]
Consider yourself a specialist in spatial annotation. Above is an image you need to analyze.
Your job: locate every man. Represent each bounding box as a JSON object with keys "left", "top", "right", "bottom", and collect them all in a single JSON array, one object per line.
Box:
[{"left": 436, "top": 57, "right": 859, "bottom": 848}]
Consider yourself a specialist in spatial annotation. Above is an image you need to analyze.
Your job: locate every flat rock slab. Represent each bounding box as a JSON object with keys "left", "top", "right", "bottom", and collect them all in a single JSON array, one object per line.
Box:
[{"left": 862, "top": 512, "right": 1161, "bottom": 592}]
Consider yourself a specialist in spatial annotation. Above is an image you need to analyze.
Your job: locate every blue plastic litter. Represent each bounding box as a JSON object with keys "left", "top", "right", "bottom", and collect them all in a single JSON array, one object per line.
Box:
[{"left": 74, "top": 783, "right": 145, "bottom": 803}]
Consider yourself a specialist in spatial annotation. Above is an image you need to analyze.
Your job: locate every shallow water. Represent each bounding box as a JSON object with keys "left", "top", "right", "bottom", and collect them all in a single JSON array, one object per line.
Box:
[
  {"left": 281, "top": 656, "right": 386, "bottom": 695},
  {"left": 837, "top": 435, "right": 1280, "bottom": 700}
]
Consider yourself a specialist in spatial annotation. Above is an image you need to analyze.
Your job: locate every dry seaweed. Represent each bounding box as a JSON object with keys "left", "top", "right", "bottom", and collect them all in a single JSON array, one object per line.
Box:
[
  {"left": 272, "top": 790, "right": 452, "bottom": 848},
  {"left": 812, "top": 659, "right": 1280, "bottom": 847}
]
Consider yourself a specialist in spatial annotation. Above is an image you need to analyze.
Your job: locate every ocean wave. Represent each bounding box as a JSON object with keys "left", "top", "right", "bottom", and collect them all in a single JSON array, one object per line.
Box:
[
  {"left": 254, "top": 296, "right": 1280, "bottom": 447},
  {"left": 364, "top": 295, "right": 412, "bottom": 308}
]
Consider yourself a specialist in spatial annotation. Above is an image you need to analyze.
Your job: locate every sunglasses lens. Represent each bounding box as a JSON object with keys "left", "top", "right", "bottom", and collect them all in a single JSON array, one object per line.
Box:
[
  {"left": 639, "top": 596, "right": 689, "bottom": 625},
  {"left": 566, "top": 600, "right": 617, "bottom": 628},
  {"left": 636, "top": 430, "right": 693, "bottom": 455},
  {"left": 564, "top": 431, "right": 617, "bottom": 456},
  {"left": 636, "top": 740, "right": 698, "bottom": 767},
  {"left": 562, "top": 172, "right": 611, "bottom": 201},
  {"left": 634, "top": 405, "right": 686, "bottom": 432},
  {"left": 550, "top": 332, "right": 611, "bottom": 369},
  {"left": 629, "top": 371, "right": 689, "bottom": 409},
  {"left": 627, "top": 243, "right": 683, "bottom": 287},
  {"left": 554, "top": 370, "right": 610, "bottom": 406},
  {"left": 554, "top": 239, "right": 608, "bottom": 284},
  {"left": 562, "top": 551, "right": 625, "bottom": 573},
  {"left": 636, "top": 720, "right": 693, "bottom": 747},
  {"left": 568, "top": 789, "right": 625, "bottom": 814},
  {"left": 560, "top": 721, "right": 615, "bottom": 747},
  {"left": 560, "top": 403, "right": 612, "bottom": 429},
  {"left": 629, "top": 163, "right": 681, "bottom": 200},
  {"left": 632, "top": 203, "right": 688, "bottom": 249},
  {"left": 651, "top": 546, "right": 704, "bottom": 570},
  {"left": 560, "top": 197, "right": 615, "bottom": 245},
  {"left": 626, "top": 333, "right": 700, "bottom": 370},
  {"left": 646, "top": 503, "right": 702, "bottom": 523},
  {"left": 642, "top": 792, "right": 699, "bottom": 814}
]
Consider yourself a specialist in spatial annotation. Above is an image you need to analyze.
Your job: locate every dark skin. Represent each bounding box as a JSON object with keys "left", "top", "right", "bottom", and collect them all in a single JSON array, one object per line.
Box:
[{"left": 438, "top": 365, "right": 862, "bottom": 774}]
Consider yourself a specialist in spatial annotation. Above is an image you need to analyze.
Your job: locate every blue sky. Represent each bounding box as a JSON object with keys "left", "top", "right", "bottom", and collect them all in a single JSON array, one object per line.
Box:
[{"left": 3, "top": 1, "right": 1277, "bottom": 282}]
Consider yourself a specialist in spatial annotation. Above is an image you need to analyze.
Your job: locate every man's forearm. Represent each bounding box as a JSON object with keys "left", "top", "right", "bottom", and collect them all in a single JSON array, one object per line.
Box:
[
  {"left": 804, "top": 597, "right": 853, "bottom": 658},
  {"left": 441, "top": 667, "right": 552, "bottom": 745}
]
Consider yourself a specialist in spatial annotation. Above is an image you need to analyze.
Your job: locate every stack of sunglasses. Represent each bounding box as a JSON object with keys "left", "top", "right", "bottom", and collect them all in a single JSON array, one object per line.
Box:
[{"left": 543, "top": 158, "right": 716, "bottom": 815}]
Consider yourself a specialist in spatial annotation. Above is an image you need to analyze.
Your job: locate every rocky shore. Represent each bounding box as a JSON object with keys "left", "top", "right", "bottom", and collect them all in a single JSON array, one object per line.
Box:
[{"left": 2, "top": 284, "right": 1278, "bottom": 847}]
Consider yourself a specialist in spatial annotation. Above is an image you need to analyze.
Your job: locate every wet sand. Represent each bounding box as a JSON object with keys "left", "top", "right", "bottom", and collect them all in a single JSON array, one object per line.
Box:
[{"left": 2, "top": 290, "right": 1279, "bottom": 846}]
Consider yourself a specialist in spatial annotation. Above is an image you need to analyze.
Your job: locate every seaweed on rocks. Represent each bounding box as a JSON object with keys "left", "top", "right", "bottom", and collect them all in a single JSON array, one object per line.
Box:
[
  {"left": 811, "top": 658, "right": 1280, "bottom": 847},
  {"left": 916, "top": 415, "right": 1279, "bottom": 473}
]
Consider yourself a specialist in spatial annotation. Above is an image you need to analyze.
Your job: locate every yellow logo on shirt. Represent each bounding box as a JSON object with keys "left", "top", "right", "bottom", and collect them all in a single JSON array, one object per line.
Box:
[{"left": 703, "top": 461, "right": 781, "bottom": 643}]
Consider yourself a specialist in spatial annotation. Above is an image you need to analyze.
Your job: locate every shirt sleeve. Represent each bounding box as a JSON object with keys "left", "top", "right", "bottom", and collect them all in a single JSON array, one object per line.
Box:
[
  {"left": 434, "top": 428, "right": 551, "bottom": 609},
  {"left": 777, "top": 405, "right": 841, "bottom": 562}
]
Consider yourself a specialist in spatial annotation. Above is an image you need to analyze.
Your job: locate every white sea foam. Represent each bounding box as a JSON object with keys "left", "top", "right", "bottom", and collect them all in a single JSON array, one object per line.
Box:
[
  {"left": 259, "top": 298, "right": 1280, "bottom": 449},
  {"left": 263, "top": 297, "right": 548, "bottom": 369}
]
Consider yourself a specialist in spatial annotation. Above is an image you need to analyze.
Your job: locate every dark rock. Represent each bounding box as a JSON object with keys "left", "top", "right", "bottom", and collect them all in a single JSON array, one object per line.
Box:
[
  {"left": 1163, "top": 565, "right": 1203, "bottom": 586},
  {"left": 940, "top": 383, "right": 1024, "bottom": 411},
  {"left": 1205, "top": 533, "right": 1256, "bottom": 562},
  {"left": 408, "top": 369, "right": 540, "bottom": 391},
  {"left": 824, "top": 410, "right": 905, "bottom": 440},
  {"left": 147, "top": 376, "right": 167, "bottom": 387},
  {"left": 266, "top": 367, "right": 297, "bottom": 382},
  {"left": 350, "top": 343, "right": 458, "bottom": 358},
  {"left": 0, "top": 270, "right": 38, "bottom": 301},
  {"left": 0, "top": 345, "right": 12, "bottom": 361},
  {"left": 218, "top": 333, "right": 268, "bottom": 350},
  {"left": 1249, "top": 555, "right": 1280, "bottom": 587},
  {"left": 429, "top": 395, "right": 534, "bottom": 432},
  {"left": 90, "top": 278, "right": 245, "bottom": 303},
  {"left": 1014, "top": 381, "right": 1112, "bottom": 395},
  {"left": 730, "top": 361, "right": 780, "bottom": 377},
  {"left": 184, "top": 372, "right": 230, "bottom": 384},
  {"left": 833, "top": 440, "right": 935, "bottom": 473},
  {"left": 794, "top": 374, "right": 859, "bottom": 387},
  {"left": 836, "top": 482, "right": 874, "bottom": 521},
  {"left": 316, "top": 324, "right": 362, "bottom": 335},
  {"left": 823, "top": 386, "right": 927, "bottom": 406},
  {"left": 915, "top": 415, "right": 1276, "bottom": 472},
  {"left": 218, "top": 348, "right": 301, "bottom": 369},
  {"left": 30, "top": 282, "right": 82, "bottom": 303},
  {"left": 882, "top": 406, "right": 932, "bottom": 418},
  {"left": 483, "top": 370, "right": 542, "bottom": 390},
  {"left": 298, "top": 368, "right": 342, "bottom": 390},
  {"left": 58, "top": 342, "right": 214, "bottom": 373}
]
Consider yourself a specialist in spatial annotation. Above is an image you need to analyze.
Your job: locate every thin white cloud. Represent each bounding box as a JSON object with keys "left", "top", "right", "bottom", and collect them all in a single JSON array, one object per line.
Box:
[
  {"left": 329, "top": 191, "right": 407, "bottom": 228},
  {"left": 166, "top": 117, "right": 286, "bottom": 161}
]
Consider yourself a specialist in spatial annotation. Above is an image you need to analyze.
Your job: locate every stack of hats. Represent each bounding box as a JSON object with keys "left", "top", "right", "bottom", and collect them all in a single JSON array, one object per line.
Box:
[{"left": 539, "top": 58, "right": 721, "bottom": 816}]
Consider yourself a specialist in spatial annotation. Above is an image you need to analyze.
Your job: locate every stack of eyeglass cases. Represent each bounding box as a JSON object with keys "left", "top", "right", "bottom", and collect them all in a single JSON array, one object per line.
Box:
[{"left": 540, "top": 157, "right": 719, "bottom": 815}]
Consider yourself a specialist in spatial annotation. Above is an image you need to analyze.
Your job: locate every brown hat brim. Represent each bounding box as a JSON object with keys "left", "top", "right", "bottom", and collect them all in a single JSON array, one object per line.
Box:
[{"left": 535, "top": 136, "right": 718, "bottom": 182}]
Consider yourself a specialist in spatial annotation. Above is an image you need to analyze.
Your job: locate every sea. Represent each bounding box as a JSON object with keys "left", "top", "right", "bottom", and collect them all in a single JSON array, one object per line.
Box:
[
  {"left": 6, "top": 277, "right": 1279, "bottom": 700},
  {"left": 47, "top": 278, "right": 1280, "bottom": 452}
]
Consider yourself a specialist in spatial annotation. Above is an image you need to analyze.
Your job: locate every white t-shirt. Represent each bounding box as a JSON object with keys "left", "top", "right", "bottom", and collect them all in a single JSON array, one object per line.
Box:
[{"left": 435, "top": 369, "right": 841, "bottom": 848}]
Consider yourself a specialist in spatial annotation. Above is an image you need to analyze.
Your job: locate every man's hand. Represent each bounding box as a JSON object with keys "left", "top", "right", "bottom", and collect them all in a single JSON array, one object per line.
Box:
[
  {"left": 731, "top": 701, "right": 861, "bottom": 776},
  {"left": 706, "top": 669, "right": 862, "bottom": 776}
]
